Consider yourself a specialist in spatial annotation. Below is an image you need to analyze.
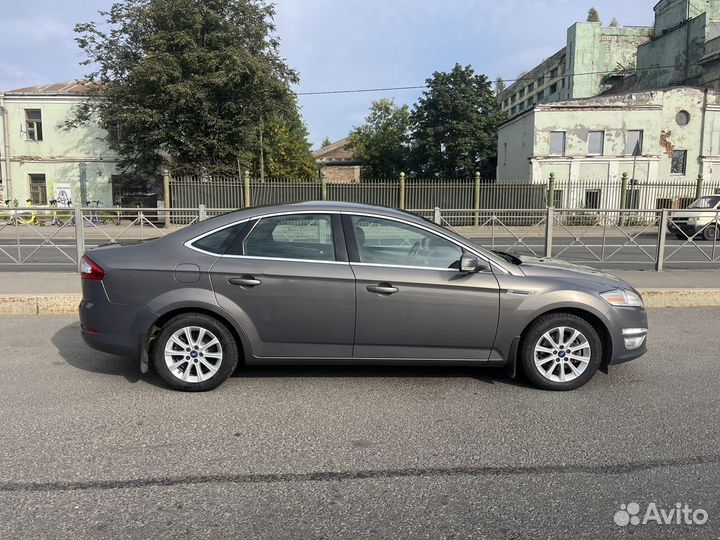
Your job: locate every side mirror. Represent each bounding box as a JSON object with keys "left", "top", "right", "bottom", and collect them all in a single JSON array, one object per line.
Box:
[{"left": 460, "top": 253, "right": 490, "bottom": 273}]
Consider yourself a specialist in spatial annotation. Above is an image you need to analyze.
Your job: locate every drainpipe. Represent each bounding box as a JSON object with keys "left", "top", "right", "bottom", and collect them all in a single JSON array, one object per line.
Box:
[
  {"left": 699, "top": 88, "right": 709, "bottom": 179},
  {"left": 0, "top": 97, "right": 11, "bottom": 201}
]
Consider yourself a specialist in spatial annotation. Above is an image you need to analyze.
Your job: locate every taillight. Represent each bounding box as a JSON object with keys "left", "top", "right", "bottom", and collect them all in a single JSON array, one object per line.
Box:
[{"left": 80, "top": 255, "right": 105, "bottom": 281}]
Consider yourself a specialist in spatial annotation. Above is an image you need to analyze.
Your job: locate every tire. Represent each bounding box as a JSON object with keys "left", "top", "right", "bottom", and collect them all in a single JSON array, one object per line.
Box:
[
  {"left": 702, "top": 223, "right": 719, "bottom": 242},
  {"left": 152, "top": 313, "right": 239, "bottom": 391},
  {"left": 519, "top": 313, "right": 602, "bottom": 391}
]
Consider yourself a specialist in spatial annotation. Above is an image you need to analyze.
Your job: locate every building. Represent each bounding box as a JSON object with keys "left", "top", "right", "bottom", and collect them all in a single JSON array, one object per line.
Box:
[
  {"left": 0, "top": 82, "right": 119, "bottom": 206},
  {"left": 497, "top": 87, "right": 720, "bottom": 207},
  {"left": 313, "top": 138, "right": 362, "bottom": 183},
  {"left": 499, "top": 23, "right": 651, "bottom": 119}
]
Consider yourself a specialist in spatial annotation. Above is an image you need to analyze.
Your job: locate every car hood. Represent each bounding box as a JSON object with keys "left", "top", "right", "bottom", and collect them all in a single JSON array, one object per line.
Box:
[{"left": 514, "top": 254, "right": 634, "bottom": 291}]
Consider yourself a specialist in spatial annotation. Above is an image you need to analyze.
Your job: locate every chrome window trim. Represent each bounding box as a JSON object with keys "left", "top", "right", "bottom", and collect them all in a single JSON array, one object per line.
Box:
[{"left": 183, "top": 208, "right": 510, "bottom": 274}]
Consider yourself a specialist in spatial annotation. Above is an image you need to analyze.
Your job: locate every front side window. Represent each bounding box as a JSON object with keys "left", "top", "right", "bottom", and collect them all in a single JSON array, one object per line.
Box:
[
  {"left": 351, "top": 216, "right": 463, "bottom": 270},
  {"left": 626, "top": 130, "right": 643, "bottom": 155},
  {"left": 549, "top": 131, "right": 566, "bottom": 156},
  {"left": 588, "top": 131, "right": 605, "bottom": 155},
  {"left": 671, "top": 150, "right": 687, "bottom": 174},
  {"left": 243, "top": 214, "right": 335, "bottom": 261},
  {"left": 25, "top": 109, "right": 43, "bottom": 141}
]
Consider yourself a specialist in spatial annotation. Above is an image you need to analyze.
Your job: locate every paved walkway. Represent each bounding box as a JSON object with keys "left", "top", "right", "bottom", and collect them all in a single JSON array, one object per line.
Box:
[{"left": 0, "top": 269, "right": 717, "bottom": 296}]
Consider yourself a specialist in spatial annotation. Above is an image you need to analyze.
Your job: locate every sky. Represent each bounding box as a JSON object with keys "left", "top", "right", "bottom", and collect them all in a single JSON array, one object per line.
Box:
[{"left": 0, "top": 0, "right": 656, "bottom": 148}]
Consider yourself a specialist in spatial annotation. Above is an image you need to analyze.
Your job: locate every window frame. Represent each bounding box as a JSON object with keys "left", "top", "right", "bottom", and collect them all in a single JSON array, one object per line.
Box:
[
  {"left": 342, "top": 214, "right": 480, "bottom": 273},
  {"left": 185, "top": 210, "right": 505, "bottom": 273},
  {"left": 670, "top": 149, "right": 688, "bottom": 175},
  {"left": 626, "top": 130, "right": 644, "bottom": 155},
  {"left": 587, "top": 131, "right": 605, "bottom": 156},
  {"left": 25, "top": 109, "right": 43, "bottom": 141},
  {"left": 549, "top": 131, "right": 566, "bottom": 156}
]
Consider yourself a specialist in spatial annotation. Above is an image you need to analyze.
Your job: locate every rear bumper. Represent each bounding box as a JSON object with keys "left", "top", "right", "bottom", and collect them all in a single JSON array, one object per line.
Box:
[{"left": 79, "top": 281, "right": 155, "bottom": 358}]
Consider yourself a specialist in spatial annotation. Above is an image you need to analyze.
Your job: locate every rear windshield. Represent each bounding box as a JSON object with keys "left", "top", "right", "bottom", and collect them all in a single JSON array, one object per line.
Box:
[{"left": 688, "top": 196, "right": 720, "bottom": 209}]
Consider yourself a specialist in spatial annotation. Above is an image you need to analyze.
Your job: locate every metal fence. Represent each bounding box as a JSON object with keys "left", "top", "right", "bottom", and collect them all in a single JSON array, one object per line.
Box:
[
  {"left": 1, "top": 205, "right": 718, "bottom": 272},
  {"left": 168, "top": 175, "right": 720, "bottom": 216}
]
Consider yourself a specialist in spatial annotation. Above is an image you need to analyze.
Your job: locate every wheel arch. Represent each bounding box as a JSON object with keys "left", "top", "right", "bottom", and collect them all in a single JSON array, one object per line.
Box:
[
  {"left": 513, "top": 306, "right": 613, "bottom": 375},
  {"left": 144, "top": 306, "right": 250, "bottom": 370}
]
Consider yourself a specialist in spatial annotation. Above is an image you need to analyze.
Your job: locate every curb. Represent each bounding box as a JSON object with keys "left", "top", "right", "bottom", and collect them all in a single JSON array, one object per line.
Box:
[{"left": 1, "top": 289, "right": 720, "bottom": 315}]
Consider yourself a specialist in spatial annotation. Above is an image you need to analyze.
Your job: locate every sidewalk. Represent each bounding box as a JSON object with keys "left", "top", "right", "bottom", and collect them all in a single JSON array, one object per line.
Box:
[{"left": 0, "top": 269, "right": 717, "bottom": 314}]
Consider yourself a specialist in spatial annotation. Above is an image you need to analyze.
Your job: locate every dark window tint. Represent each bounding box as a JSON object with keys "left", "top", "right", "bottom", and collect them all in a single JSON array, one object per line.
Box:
[
  {"left": 351, "top": 216, "right": 462, "bottom": 269},
  {"left": 192, "top": 225, "right": 241, "bottom": 255},
  {"left": 244, "top": 214, "right": 335, "bottom": 261}
]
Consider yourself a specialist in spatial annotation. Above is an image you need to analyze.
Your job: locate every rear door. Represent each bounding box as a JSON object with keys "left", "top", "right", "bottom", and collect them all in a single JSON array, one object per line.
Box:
[
  {"left": 210, "top": 213, "right": 356, "bottom": 359},
  {"left": 345, "top": 214, "right": 500, "bottom": 361}
]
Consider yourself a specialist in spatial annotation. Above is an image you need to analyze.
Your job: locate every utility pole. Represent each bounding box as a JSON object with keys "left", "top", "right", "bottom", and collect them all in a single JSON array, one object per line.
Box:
[{"left": 79, "top": 162, "right": 87, "bottom": 206}]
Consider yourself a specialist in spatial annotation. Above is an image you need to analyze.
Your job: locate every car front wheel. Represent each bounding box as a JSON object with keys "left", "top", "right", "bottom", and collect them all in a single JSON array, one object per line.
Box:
[
  {"left": 153, "top": 313, "right": 239, "bottom": 391},
  {"left": 703, "top": 223, "right": 719, "bottom": 241},
  {"left": 519, "top": 313, "right": 602, "bottom": 391}
]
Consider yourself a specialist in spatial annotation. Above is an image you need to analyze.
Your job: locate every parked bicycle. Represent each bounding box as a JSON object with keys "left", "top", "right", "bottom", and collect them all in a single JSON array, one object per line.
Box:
[{"left": 85, "top": 200, "right": 106, "bottom": 226}]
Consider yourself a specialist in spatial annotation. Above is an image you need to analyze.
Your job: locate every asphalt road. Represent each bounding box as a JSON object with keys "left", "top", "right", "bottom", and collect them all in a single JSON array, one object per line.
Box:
[
  {"left": 1, "top": 233, "right": 720, "bottom": 271},
  {"left": 1, "top": 309, "right": 719, "bottom": 539}
]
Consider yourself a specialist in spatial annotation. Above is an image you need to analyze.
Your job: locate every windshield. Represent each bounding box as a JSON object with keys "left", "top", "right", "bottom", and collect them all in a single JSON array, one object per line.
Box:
[{"left": 688, "top": 196, "right": 720, "bottom": 209}]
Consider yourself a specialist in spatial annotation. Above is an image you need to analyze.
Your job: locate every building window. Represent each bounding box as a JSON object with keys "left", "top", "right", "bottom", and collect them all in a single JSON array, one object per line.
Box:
[
  {"left": 537, "top": 75, "right": 545, "bottom": 85},
  {"left": 585, "top": 189, "right": 601, "bottom": 209},
  {"left": 510, "top": 106, "right": 516, "bottom": 115},
  {"left": 537, "top": 90, "right": 544, "bottom": 99},
  {"left": 549, "top": 132, "right": 566, "bottom": 156},
  {"left": 511, "top": 94, "right": 517, "bottom": 104},
  {"left": 626, "top": 130, "right": 643, "bottom": 155},
  {"left": 550, "top": 67, "right": 558, "bottom": 79},
  {"left": 676, "top": 110, "right": 690, "bottom": 126},
  {"left": 528, "top": 82, "right": 535, "bottom": 92},
  {"left": 519, "top": 88, "right": 525, "bottom": 98},
  {"left": 671, "top": 150, "right": 687, "bottom": 174},
  {"left": 549, "top": 83, "right": 558, "bottom": 94},
  {"left": 588, "top": 131, "right": 605, "bottom": 155},
  {"left": 29, "top": 174, "right": 47, "bottom": 205},
  {"left": 25, "top": 109, "right": 43, "bottom": 141}
]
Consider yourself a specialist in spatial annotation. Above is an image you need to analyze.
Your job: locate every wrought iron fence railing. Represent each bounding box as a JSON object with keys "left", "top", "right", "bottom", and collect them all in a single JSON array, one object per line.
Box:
[{"left": 0, "top": 205, "right": 718, "bottom": 271}]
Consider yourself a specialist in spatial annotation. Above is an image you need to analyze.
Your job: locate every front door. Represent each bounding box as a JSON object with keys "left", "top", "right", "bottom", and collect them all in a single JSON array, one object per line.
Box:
[
  {"left": 211, "top": 213, "right": 355, "bottom": 359},
  {"left": 346, "top": 214, "right": 500, "bottom": 361}
]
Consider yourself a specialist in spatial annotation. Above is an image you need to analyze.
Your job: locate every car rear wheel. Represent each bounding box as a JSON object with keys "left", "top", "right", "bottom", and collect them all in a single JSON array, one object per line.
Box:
[
  {"left": 519, "top": 313, "right": 602, "bottom": 391},
  {"left": 153, "top": 314, "right": 239, "bottom": 391}
]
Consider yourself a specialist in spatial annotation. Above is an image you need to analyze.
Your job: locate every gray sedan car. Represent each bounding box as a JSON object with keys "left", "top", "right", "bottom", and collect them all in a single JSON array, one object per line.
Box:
[{"left": 80, "top": 202, "right": 648, "bottom": 391}]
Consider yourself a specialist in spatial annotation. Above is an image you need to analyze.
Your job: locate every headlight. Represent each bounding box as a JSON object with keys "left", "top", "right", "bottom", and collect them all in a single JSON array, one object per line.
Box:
[{"left": 600, "top": 288, "right": 644, "bottom": 308}]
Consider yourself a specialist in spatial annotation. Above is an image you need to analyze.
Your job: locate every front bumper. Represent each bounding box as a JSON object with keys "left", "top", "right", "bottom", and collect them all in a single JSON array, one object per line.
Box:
[
  {"left": 607, "top": 306, "right": 649, "bottom": 365},
  {"left": 668, "top": 221, "right": 701, "bottom": 237}
]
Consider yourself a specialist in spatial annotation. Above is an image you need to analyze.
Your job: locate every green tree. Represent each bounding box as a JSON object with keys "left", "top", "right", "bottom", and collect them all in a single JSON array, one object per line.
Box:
[
  {"left": 495, "top": 76, "right": 506, "bottom": 96},
  {"left": 587, "top": 7, "right": 601, "bottom": 23},
  {"left": 348, "top": 98, "right": 411, "bottom": 179},
  {"left": 259, "top": 100, "right": 317, "bottom": 179},
  {"left": 68, "top": 0, "right": 299, "bottom": 179},
  {"left": 410, "top": 64, "right": 505, "bottom": 179},
  {"left": 609, "top": 17, "right": 619, "bottom": 27},
  {"left": 320, "top": 137, "right": 333, "bottom": 148}
]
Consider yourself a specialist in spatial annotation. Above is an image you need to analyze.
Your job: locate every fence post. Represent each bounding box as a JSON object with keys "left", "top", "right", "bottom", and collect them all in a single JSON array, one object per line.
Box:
[
  {"left": 74, "top": 205, "right": 85, "bottom": 272},
  {"left": 198, "top": 204, "right": 207, "bottom": 222},
  {"left": 619, "top": 172, "right": 629, "bottom": 226},
  {"left": 399, "top": 172, "right": 406, "bottom": 210},
  {"left": 162, "top": 168, "right": 171, "bottom": 229},
  {"left": 321, "top": 170, "right": 328, "bottom": 201},
  {"left": 433, "top": 207, "right": 441, "bottom": 225},
  {"left": 696, "top": 172, "right": 704, "bottom": 200},
  {"left": 243, "top": 170, "right": 251, "bottom": 208},
  {"left": 547, "top": 173, "right": 556, "bottom": 208},
  {"left": 544, "top": 207, "right": 554, "bottom": 258},
  {"left": 474, "top": 172, "right": 481, "bottom": 226},
  {"left": 655, "top": 208, "right": 669, "bottom": 271}
]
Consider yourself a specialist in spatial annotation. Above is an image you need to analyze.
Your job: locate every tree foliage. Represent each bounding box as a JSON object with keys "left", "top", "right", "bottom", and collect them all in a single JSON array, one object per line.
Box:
[
  {"left": 587, "top": 7, "right": 601, "bottom": 23},
  {"left": 410, "top": 64, "right": 505, "bottom": 179},
  {"left": 495, "top": 77, "right": 506, "bottom": 96},
  {"left": 320, "top": 137, "right": 333, "bottom": 148},
  {"left": 348, "top": 99, "right": 411, "bottom": 179},
  {"left": 259, "top": 100, "right": 317, "bottom": 179},
  {"left": 69, "top": 0, "right": 307, "bottom": 179},
  {"left": 609, "top": 17, "right": 619, "bottom": 27}
]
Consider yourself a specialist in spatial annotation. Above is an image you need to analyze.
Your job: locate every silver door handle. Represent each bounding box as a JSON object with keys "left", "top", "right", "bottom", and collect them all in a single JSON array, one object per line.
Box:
[
  {"left": 366, "top": 284, "right": 399, "bottom": 295},
  {"left": 228, "top": 276, "right": 262, "bottom": 287}
]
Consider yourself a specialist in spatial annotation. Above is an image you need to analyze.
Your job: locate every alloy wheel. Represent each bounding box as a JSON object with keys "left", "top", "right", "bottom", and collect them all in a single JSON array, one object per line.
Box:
[
  {"left": 533, "top": 326, "right": 591, "bottom": 383},
  {"left": 164, "top": 326, "right": 223, "bottom": 383}
]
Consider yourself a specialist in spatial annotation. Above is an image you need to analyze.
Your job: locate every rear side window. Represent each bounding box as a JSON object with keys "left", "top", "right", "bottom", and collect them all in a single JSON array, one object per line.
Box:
[
  {"left": 191, "top": 224, "right": 242, "bottom": 255},
  {"left": 243, "top": 214, "right": 335, "bottom": 261}
]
